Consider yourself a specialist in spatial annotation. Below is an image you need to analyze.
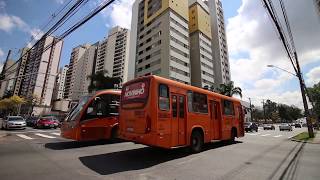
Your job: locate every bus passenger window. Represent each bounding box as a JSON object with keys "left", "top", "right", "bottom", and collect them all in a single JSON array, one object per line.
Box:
[
  {"left": 223, "top": 100, "right": 234, "bottom": 116},
  {"left": 187, "top": 91, "right": 208, "bottom": 114},
  {"left": 172, "top": 95, "right": 177, "bottom": 117},
  {"left": 159, "top": 84, "right": 170, "bottom": 111},
  {"left": 179, "top": 96, "right": 185, "bottom": 118}
]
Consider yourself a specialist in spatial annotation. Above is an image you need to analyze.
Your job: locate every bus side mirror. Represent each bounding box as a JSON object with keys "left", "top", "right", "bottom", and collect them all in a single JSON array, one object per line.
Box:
[{"left": 87, "top": 107, "right": 93, "bottom": 114}]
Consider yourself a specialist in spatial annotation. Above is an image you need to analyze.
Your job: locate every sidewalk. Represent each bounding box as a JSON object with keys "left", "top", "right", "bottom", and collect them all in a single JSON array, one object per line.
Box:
[
  {"left": 291, "top": 130, "right": 320, "bottom": 144},
  {"left": 312, "top": 131, "right": 320, "bottom": 144},
  {"left": 0, "top": 131, "right": 7, "bottom": 138}
]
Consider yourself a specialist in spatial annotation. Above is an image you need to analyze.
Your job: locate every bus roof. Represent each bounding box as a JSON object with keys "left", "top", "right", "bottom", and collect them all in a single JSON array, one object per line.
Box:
[
  {"left": 123, "top": 75, "right": 241, "bottom": 103},
  {"left": 93, "top": 89, "right": 121, "bottom": 96}
]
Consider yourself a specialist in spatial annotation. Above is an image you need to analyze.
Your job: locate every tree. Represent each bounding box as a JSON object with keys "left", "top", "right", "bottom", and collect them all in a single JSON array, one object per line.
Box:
[
  {"left": 87, "top": 71, "right": 121, "bottom": 93},
  {"left": 264, "top": 99, "right": 277, "bottom": 120},
  {"left": 217, "top": 81, "right": 242, "bottom": 98},
  {"left": 307, "top": 82, "right": 320, "bottom": 119},
  {"left": 0, "top": 95, "right": 26, "bottom": 115}
]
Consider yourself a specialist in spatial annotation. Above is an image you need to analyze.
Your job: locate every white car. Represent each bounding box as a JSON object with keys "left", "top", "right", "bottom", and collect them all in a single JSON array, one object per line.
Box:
[
  {"left": 279, "top": 123, "right": 292, "bottom": 131},
  {"left": 1, "top": 116, "right": 26, "bottom": 130}
]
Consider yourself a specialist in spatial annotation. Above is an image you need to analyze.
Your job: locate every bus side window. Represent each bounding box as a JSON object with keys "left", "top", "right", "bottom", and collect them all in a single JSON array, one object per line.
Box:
[
  {"left": 222, "top": 100, "right": 234, "bottom": 116},
  {"left": 179, "top": 96, "right": 185, "bottom": 118},
  {"left": 187, "top": 91, "right": 208, "bottom": 114},
  {"left": 159, "top": 84, "right": 170, "bottom": 111}
]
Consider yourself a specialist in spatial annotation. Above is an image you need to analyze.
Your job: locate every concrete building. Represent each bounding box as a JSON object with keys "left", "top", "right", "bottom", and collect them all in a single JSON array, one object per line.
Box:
[
  {"left": 64, "top": 44, "right": 97, "bottom": 101},
  {"left": 19, "top": 36, "right": 63, "bottom": 114},
  {"left": 52, "top": 65, "right": 68, "bottom": 100},
  {"left": 189, "top": 0, "right": 215, "bottom": 88},
  {"left": 131, "top": 0, "right": 191, "bottom": 84},
  {"left": 206, "top": 0, "right": 231, "bottom": 85},
  {"left": 95, "top": 26, "right": 130, "bottom": 84},
  {"left": 0, "top": 59, "right": 17, "bottom": 98},
  {"left": 13, "top": 47, "right": 29, "bottom": 96}
]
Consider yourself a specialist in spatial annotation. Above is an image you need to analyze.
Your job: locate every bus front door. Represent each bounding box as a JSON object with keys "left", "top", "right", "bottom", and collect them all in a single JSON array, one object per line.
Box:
[
  {"left": 210, "top": 101, "right": 221, "bottom": 140},
  {"left": 171, "top": 94, "right": 186, "bottom": 146},
  {"left": 61, "top": 120, "right": 79, "bottom": 140}
]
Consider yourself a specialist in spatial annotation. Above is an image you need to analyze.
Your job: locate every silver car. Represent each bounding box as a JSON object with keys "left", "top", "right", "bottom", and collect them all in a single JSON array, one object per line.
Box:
[
  {"left": 279, "top": 123, "right": 292, "bottom": 131},
  {"left": 1, "top": 116, "right": 26, "bottom": 130}
]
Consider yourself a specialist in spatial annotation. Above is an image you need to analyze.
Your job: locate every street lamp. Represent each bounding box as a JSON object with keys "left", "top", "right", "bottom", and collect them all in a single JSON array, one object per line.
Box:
[{"left": 267, "top": 64, "right": 315, "bottom": 137}]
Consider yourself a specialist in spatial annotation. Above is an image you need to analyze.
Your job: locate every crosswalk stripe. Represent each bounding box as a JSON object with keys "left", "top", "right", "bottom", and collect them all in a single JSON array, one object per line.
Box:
[
  {"left": 273, "top": 135, "right": 283, "bottom": 138},
  {"left": 261, "top": 134, "right": 271, "bottom": 137},
  {"left": 16, "top": 134, "right": 33, "bottom": 140},
  {"left": 247, "top": 133, "right": 260, "bottom": 136},
  {"left": 51, "top": 132, "right": 60, "bottom": 136},
  {"left": 35, "top": 133, "right": 56, "bottom": 139}
]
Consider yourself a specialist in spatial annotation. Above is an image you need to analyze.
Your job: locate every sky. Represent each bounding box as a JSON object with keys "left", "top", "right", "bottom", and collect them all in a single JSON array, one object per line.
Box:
[{"left": 0, "top": 0, "right": 319, "bottom": 108}]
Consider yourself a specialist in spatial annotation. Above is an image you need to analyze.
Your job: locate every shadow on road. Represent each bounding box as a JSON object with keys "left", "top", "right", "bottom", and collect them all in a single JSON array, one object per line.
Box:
[
  {"left": 79, "top": 141, "right": 242, "bottom": 175},
  {"left": 45, "top": 139, "right": 124, "bottom": 150}
]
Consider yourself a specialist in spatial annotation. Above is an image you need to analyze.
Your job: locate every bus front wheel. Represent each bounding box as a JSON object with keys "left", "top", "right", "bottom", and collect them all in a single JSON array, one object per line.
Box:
[{"left": 190, "top": 131, "right": 203, "bottom": 153}]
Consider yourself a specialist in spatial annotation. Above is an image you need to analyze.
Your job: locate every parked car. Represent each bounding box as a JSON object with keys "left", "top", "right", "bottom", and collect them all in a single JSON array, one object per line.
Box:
[
  {"left": 1, "top": 116, "right": 26, "bottom": 130},
  {"left": 279, "top": 123, "right": 292, "bottom": 131},
  {"left": 244, "top": 122, "right": 258, "bottom": 132},
  {"left": 263, "top": 124, "right": 275, "bottom": 130},
  {"left": 35, "top": 116, "right": 60, "bottom": 129},
  {"left": 26, "top": 116, "right": 38, "bottom": 127},
  {"left": 294, "top": 123, "right": 302, "bottom": 128}
]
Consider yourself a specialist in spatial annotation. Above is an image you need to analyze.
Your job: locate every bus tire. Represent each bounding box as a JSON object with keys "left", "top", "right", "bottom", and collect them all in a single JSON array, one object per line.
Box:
[
  {"left": 229, "top": 128, "right": 237, "bottom": 143},
  {"left": 190, "top": 131, "right": 203, "bottom": 153}
]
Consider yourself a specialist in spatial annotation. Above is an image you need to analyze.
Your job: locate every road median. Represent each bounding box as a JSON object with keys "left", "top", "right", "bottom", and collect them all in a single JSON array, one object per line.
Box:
[{"left": 291, "top": 131, "right": 319, "bottom": 144}]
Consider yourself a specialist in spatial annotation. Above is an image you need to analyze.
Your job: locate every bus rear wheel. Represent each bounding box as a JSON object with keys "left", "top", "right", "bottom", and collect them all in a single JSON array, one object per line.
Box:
[{"left": 190, "top": 131, "right": 203, "bottom": 153}]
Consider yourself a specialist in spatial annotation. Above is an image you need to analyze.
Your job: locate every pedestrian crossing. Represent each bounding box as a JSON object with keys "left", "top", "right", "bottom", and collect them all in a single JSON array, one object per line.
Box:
[
  {"left": 246, "top": 133, "right": 291, "bottom": 138},
  {"left": 15, "top": 132, "right": 61, "bottom": 140}
]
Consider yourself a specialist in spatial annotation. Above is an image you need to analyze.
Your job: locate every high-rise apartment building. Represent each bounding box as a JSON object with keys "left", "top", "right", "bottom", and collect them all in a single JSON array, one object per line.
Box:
[
  {"left": 52, "top": 65, "right": 68, "bottom": 100},
  {"left": 206, "top": 0, "right": 231, "bottom": 85},
  {"left": 64, "top": 44, "right": 97, "bottom": 101},
  {"left": 189, "top": 0, "right": 215, "bottom": 88},
  {"left": 20, "top": 36, "right": 63, "bottom": 112},
  {"left": 95, "top": 26, "right": 130, "bottom": 83},
  {"left": 315, "top": 0, "right": 320, "bottom": 15},
  {"left": 131, "top": 0, "right": 191, "bottom": 84},
  {"left": 13, "top": 47, "right": 29, "bottom": 96},
  {"left": 0, "top": 59, "right": 17, "bottom": 98}
]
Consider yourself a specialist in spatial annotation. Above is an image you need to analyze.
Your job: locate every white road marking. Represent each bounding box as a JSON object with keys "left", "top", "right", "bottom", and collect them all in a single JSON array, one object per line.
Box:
[
  {"left": 35, "top": 133, "right": 56, "bottom": 139},
  {"left": 273, "top": 135, "right": 283, "bottom": 138},
  {"left": 16, "top": 134, "right": 33, "bottom": 140},
  {"left": 247, "top": 133, "right": 260, "bottom": 136},
  {"left": 51, "top": 132, "right": 60, "bottom": 136},
  {"left": 261, "top": 134, "right": 271, "bottom": 137},
  {"left": 288, "top": 136, "right": 294, "bottom": 139}
]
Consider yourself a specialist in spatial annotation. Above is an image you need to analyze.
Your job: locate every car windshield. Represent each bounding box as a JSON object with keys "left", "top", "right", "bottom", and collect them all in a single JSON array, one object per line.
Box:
[
  {"left": 65, "top": 96, "right": 92, "bottom": 122},
  {"left": 244, "top": 122, "right": 251, "bottom": 126},
  {"left": 8, "top": 117, "right": 24, "bottom": 121}
]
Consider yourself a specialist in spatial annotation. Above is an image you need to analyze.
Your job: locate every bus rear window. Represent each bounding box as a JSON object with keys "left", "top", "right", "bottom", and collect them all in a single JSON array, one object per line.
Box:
[{"left": 121, "top": 79, "right": 150, "bottom": 108}]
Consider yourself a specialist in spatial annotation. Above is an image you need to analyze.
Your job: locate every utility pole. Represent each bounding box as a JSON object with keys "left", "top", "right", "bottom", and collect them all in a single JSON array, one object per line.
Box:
[
  {"left": 249, "top": 97, "right": 253, "bottom": 122},
  {"left": 294, "top": 52, "right": 314, "bottom": 138},
  {"left": 262, "top": 99, "right": 266, "bottom": 123}
]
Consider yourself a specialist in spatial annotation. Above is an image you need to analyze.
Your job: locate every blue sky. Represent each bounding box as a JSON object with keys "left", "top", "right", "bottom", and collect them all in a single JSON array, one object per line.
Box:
[{"left": 0, "top": 0, "right": 320, "bottom": 108}]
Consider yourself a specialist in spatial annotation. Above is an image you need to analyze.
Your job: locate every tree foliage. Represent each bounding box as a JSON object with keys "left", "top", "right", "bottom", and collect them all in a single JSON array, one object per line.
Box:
[
  {"left": 307, "top": 82, "right": 320, "bottom": 118},
  {"left": 87, "top": 71, "right": 121, "bottom": 93},
  {"left": 0, "top": 95, "right": 26, "bottom": 115},
  {"left": 217, "top": 81, "right": 242, "bottom": 98}
]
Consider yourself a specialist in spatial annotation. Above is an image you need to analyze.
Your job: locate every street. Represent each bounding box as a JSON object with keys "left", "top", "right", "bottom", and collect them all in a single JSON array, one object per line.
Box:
[{"left": 0, "top": 126, "right": 319, "bottom": 180}]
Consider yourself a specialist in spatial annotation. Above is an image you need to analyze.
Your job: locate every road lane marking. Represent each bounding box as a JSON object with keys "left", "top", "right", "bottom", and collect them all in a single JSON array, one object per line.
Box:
[
  {"left": 35, "top": 133, "right": 56, "bottom": 139},
  {"left": 273, "top": 135, "right": 283, "bottom": 138},
  {"left": 16, "top": 134, "right": 33, "bottom": 140},
  {"left": 51, "top": 132, "right": 60, "bottom": 136},
  {"left": 288, "top": 136, "right": 294, "bottom": 139},
  {"left": 247, "top": 133, "right": 260, "bottom": 136},
  {"left": 261, "top": 134, "right": 271, "bottom": 137}
]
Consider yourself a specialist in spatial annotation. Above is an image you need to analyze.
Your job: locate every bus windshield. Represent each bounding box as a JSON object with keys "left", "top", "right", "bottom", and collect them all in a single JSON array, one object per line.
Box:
[{"left": 65, "top": 96, "right": 92, "bottom": 122}]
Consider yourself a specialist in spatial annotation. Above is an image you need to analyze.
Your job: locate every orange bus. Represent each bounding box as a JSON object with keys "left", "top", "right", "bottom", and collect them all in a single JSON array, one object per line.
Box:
[
  {"left": 61, "top": 90, "right": 121, "bottom": 141},
  {"left": 119, "top": 75, "right": 244, "bottom": 153}
]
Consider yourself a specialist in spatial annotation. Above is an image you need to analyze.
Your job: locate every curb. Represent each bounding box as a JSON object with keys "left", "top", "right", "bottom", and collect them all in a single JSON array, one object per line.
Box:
[
  {"left": 290, "top": 138, "right": 320, "bottom": 144},
  {"left": 0, "top": 133, "right": 8, "bottom": 138}
]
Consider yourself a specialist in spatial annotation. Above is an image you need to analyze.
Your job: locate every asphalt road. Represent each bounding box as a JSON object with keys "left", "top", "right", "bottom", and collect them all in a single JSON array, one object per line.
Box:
[{"left": 0, "top": 126, "right": 319, "bottom": 180}]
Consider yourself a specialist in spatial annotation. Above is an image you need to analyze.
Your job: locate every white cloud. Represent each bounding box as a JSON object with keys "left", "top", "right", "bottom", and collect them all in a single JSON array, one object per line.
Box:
[
  {"left": 0, "top": 14, "right": 27, "bottom": 32},
  {"left": 100, "top": 0, "right": 135, "bottom": 29},
  {"left": 0, "top": 1, "right": 5, "bottom": 10},
  {"left": 226, "top": 0, "right": 320, "bottom": 108},
  {"left": 30, "top": 28, "right": 44, "bottom": 41},
  {"left": 306, "top": 66, "right": 320, "bottom": 86},
  {"left": 55, "top": 0, "right": 65, "bottom": 4},
  {"left": 0, "top": 48, "right": 4, "bottom": 57}
]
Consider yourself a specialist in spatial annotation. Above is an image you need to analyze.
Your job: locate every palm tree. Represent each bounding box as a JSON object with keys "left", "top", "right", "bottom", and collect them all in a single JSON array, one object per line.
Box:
[
  {"left": 217, "top": 81, "right": 242, "bottom": 98},
  {"left": 87, "top": 70, "right": 121, "bottom": 93}
]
